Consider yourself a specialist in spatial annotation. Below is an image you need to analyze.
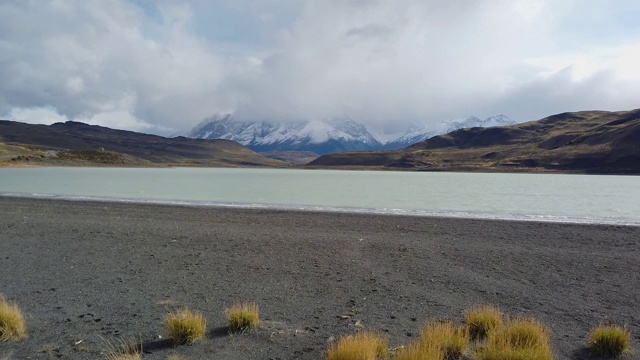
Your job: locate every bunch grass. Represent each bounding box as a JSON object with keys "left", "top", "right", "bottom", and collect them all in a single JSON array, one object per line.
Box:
[
  {"left": 464, "top": 305, "right": 503, "bottom": 340},
  {"left": 395, "top": 341, "right": 444, "bottom": 360},
  {"left": 588, "top": 325, "right": 632, "bottom": 358},
  {"left": 419, "top": 321, "right": 470, "bottom": 359},
  {"left": 166, "top": 308, "right": 207, "bottom": 344},
  {"left": 225, "top": 302, "right": 260, "bottom": 333},
  {"left": 0, "top": 295, "right": 26, "bottom": 341},
  {"left": 477, "top": 317, "right": 553, "bottom": 360},
  {"left": 326, "top": 331, "right": 389, "bottom": 360}
]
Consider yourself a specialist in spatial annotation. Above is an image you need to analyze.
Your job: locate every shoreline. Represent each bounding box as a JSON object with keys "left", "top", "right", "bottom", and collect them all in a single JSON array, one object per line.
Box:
[
  {"left": 2, "top": 194, "right": 639, "bottom": 228},
  {"left": 1, "top": 197, "right": 639, "bottom": 359}
]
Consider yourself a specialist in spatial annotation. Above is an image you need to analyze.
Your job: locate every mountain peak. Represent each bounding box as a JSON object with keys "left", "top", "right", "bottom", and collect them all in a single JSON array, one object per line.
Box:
[
  {"left": 383, "top": 115, "right": 516, "bottom": 150},
  {"left": 186, "top": 114, "right": 516, "bottom": 154},
  {"left": 186, "top": 115, "right": 381, "bottom": 155},
  {"left": 186, "top": 113, "right": 232, "bottom": 138}
]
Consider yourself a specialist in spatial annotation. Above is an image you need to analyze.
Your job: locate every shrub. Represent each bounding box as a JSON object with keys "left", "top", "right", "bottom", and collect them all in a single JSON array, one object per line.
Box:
[
  {"left": 419, "top": 321, "right": 469, "bottom": 359},
  {"left": 0, "top": 295, "right": 26, "bottom": 341},
  {"left": 588, "top": 325, "right": 632, "bottom": 358},
  {"left": 327, "top": 331, "right": 389, "bottom": 360},
  {"left": 225, "top": 302, "right": 260, "bottom": 333},
  {"left": 478, "top": 317, "right": 553, "bottom": 360},
  {"left": 464, "top": 305, "right": 503, "bottom": 340},
  {"left": 165, "top": 308, "right": 207, "bottom": 344}
]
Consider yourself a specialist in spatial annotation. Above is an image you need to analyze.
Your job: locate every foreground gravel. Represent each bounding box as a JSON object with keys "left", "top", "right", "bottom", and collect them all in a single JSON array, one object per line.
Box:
[{"left": 0, "top": 197, "right": 638, "bottom": 359}]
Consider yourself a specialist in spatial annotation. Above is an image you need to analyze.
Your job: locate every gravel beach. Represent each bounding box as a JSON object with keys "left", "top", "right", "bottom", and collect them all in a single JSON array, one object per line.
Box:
[{"left": 0, "top": 196, "right": 638, "bottom": 359}]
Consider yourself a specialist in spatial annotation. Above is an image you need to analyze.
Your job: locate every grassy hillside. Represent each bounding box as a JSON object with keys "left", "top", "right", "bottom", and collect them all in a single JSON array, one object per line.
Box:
[
  {"left": 308, "top": 109, "right": 640, "bottom": 174},
  {"left": 0, "top": 120, "right": 286, "bottom": 167}
]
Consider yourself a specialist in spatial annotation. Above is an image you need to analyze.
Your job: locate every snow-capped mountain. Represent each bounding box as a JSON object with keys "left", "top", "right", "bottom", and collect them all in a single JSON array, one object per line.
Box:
[
  {"left": 383, "top": 115, "right": 516, "bottom": 150},
  {"left": 186, "top": 113, "right": 516, "bottom": 154},
  {"left": 186, "top": 114, "right": 382, "bottom": 155}
]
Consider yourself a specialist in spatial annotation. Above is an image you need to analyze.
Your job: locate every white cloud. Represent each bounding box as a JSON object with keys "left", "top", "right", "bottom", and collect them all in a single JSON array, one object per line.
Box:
[
  {"left": 8, "top": 107, "right": 69, "bottom": 125},
  {"left": 80, "top": 110, "right": 161, "bottom": 133},
  {"left": 0, "top": 0, "right": 232, "bottom": 135},
  {"left": 1, "top": 0, "right": 640, "bottom": 135}
]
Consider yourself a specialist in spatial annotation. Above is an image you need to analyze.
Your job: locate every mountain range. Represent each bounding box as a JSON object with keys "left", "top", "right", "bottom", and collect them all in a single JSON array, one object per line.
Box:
[
  {"left": 186, "top": 114, "right": 516, "bottom": 155},
  {"left": 2, "top": 108, "right": 638, "bottom": 174}
]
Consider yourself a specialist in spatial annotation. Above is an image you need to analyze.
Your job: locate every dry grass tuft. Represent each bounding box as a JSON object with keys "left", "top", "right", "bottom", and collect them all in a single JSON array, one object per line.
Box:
[
  {"left": 225, "top": 302, "right": 260, "bottom": 333},
  {"left": 327, "top": 331, "right": 389, "bottom": 360},
  {"left": 477, "top": 317, "right": 553, "bottom": 360},
  {"left": 395, "top": 341, "right": 444, "bottom": 360},
  {"left": 0, "top": 295, "right": 26, "bottom": 341},
  {"left": 420, "top": 321, "right": 470, "bottom": 359},
  {"left": 464, "top": 305, "right": 503, "bottom": 340},
  {"left": 588, "top": 325, "right": 633, "bottom": 358},
  {"left": 102, "top": 336, "right": 143, "bottom": 360},
  {"left": 166, "top": 308, "right": 207, "bottom": 345}
]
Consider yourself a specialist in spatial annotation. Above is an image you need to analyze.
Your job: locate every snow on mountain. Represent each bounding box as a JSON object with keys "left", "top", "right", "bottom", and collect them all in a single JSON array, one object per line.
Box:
[
  {"left": 187, "top": 113, "right": 516, "bottom": 154},
  {"left": 186, "top": 114, "right": 382, "bottom": 155},
  {"left": 383, "top": 115, "right": 516, "bottom": 150}
]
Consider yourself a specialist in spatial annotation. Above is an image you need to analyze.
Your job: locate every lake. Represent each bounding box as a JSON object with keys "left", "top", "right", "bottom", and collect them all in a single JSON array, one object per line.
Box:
[{"left": 1, "top": 167, "right": 638, "bottom": 225}]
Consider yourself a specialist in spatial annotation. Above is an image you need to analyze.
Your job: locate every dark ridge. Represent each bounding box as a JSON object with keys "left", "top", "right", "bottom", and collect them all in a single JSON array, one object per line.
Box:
[
  {"left": 0, "top": 120, "right": 286, "bottom": 167},
  {"left": 307, "top": 109, "right": 640, "bottom": 174}
]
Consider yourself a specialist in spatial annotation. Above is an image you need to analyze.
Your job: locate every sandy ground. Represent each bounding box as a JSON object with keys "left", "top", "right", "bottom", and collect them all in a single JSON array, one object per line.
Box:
[{"left": 0, "top": 196, "right": 638, "bottom": 359}]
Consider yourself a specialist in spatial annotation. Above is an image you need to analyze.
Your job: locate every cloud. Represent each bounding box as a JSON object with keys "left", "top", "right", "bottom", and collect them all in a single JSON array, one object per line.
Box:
[
  {"left": 0, "top": 0, "right": 232, "bottom": 134},
  {"left": 7, "top": 107, "right": 70, "bottom": 125},
  {"left": 1, "top": 0, "right": 640, "bottom": 135}
]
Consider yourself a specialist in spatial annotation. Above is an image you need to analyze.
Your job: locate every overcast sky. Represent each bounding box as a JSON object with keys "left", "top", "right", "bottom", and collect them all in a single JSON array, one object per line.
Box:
[{"left": 1, "top": 0, "right": 640, "bottom": 135}]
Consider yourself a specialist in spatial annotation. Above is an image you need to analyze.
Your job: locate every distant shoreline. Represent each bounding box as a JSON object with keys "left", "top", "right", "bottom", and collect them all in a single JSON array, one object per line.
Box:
[
  {"left": 5, "top": 161, "right": 640, "bottom": 176},
  {"left": 2, "top": 193, "right": 638, "bottom": 227}
]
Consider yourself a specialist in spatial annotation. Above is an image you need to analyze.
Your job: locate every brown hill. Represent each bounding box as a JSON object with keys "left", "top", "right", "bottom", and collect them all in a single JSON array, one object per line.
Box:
[
  {"left": 0, "top": 120, "right": 286, "bottom": 167},
  {"left": 308, "top": 109, "right": 640, "bottom": 174}
]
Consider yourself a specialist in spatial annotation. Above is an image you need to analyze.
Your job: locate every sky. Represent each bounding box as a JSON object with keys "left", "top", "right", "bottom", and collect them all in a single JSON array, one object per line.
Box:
[{"left": 1, "top": 0, "right": 640, "bottom": 136}]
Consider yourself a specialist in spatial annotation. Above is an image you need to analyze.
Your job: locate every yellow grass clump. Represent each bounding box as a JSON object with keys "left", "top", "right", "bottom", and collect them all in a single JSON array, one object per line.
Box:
[
  {"left": 165, "top": 308, "right": 207, "bottom": 344},
  {"left": 225, "top": 302, "right": 260, "bottom": 333},
  {"left": 588, "top": 325, "right": 633, "bottom": 358},
  {"left": 0, "top": 295, "right": 26, "bottom": 341},
  {"left": 420, "top": 321, "right": 470, "bottom": 359},
  {"left": 326, "top": 331, "right": 389, "bottom": 360},
  {"left": 395, "top": 341, "right": 444, "bottom": 360},
  {"left": 464, "top": 305, "right": 503, "bottom": 340},
  {"left": 477, "top": 317, "right": 554, "bottom": 360}
]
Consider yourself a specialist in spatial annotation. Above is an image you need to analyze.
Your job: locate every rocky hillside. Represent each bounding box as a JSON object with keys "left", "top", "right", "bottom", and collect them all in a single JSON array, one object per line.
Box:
[{"left": 308, "top": 109, "right": 640, "bottom": 174}]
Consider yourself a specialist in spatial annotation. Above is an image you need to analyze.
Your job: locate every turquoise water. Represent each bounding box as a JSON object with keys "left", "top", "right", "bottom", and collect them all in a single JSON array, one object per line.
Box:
[{"left": 1, "top": 167, "right": 638, "bottom": 225}]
